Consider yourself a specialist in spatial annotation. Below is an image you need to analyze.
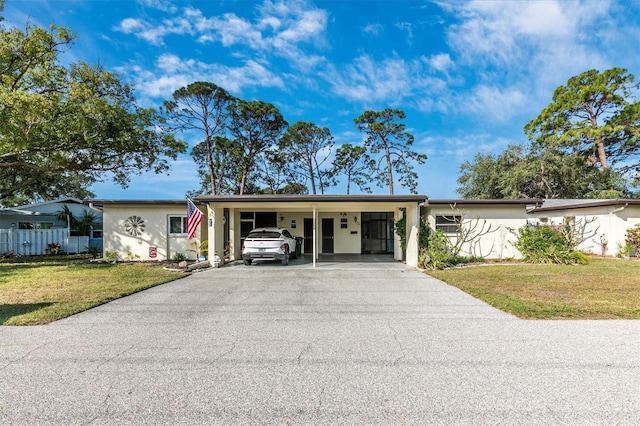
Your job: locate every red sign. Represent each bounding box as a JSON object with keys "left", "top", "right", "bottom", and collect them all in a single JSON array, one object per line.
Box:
[{"left": 149, "top": 247, "right": 157, "bottom": 258}]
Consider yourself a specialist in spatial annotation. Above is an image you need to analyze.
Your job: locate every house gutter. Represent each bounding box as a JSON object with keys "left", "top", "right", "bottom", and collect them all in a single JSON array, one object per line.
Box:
[
  {"left": 609, "top": 203, "right": 628, "bottom": 215},
  {"left": 87, "top": 202, "right": 103, "bottom": 214}
]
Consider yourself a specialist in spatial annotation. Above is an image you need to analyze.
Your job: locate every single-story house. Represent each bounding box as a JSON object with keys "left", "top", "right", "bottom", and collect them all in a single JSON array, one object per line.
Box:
[
  {"left": 88, "top": 195, "right": 425, "bottom": 266},
  {"left": 1, "top": 198, "right": 103, "bottom": 255},
  {"left": 0, "top": 198, "right": 98, "bottom": 230},
  {"left": 87, "top": 196, "right": 640, "bottom": 266}
]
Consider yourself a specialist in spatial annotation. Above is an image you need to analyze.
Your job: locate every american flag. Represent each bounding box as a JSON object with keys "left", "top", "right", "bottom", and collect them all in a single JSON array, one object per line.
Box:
[{"left": 186, "top": 199, "right": 204, "bottom": 240}]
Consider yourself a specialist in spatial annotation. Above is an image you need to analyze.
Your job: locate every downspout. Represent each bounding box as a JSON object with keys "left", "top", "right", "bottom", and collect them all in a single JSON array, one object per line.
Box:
[
  {"left": 87, "top": 202, "right": 103, "bottom": 214},
  {"left": 609, "top": 203, "right": 628, "bottom": 215},
  {"left": 607, "top": 203, "right": 628, "bottom": 257}
]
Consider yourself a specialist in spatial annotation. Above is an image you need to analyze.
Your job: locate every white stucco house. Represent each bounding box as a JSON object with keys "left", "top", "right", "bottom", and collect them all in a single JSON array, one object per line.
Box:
[
  {"left": 526, "top": 199, "right": 640, "bottom": 257},
  {"left": 87, "top": 196, "right": 640, "bottom": 266},
  {"left": 424, "top": 199, "right": 541, "bottom": 260},
  {"left": 425, "top": 198, "right": 640, "bottom": 259},
  {"left": 88, "top": 195, "right": 425, "bottom": 266}
]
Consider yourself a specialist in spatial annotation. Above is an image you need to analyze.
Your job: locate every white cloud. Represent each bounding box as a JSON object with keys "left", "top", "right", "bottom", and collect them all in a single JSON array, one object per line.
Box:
[
  {"left": 136, "top": 0, "right": 178, "bottom": 14},
  {"left": 363, "top": 23, "right": 383, "bottom": 36},
  {"left": 433, "top": 0, "right": 621, "bottom": 123},
  {"left": 130, "top": 56, "right": 285, "bottom": 100},
  {"left": 395, "top": 22, "right": 413, "bottom": 44},
  {"left": 424, "top": 53, "right": 453, "bottom": 74},
  {"left": 116, "top": 18, "right": 145, "bottom": 34},
  {"left": 446, "top": 0, "right": 612, "bottom": 70},
  {"left": 463, "top": 85, "right": 527, "bottom": 123},
  {"left": 114, "top": 14, "right": 195, "bottom": 46},
  {"left": 324, "top": 55, "right": 414, "bottom": 104},
  {"left": 116, "top": 0, "right": 328, "bottom": 70},
  {"left": 513, "top": 1, "right": 569, "bottom": 37}
]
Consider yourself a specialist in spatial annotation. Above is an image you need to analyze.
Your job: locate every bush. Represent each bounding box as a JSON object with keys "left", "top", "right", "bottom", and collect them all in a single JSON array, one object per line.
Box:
[
  {"left": 172, "top": 252, "right": 187, "bottom": 261},
  {"left": 104, "top": 251, "right": 120, "bottom": 262},
  {"left": 514, "top": 225, "right": 588, "bottom": 265},
  {"left": 419, "top": 228, "right": 470, "bottom": 270},
  {"left": 625, "top": 225, "right": 640, "bottom": 255}
]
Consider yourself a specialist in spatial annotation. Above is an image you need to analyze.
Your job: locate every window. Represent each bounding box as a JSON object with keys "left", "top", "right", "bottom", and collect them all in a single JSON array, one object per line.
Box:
[
  {"left": 36, "top": 222, "right": 54, "bottom": 230},
  {"left": 435, "top": 215, "right": 461, "bottom": 234},
  {"left": 169, "top": 216, "right": 187, "bottom": 235},
  {"left": 18, "top": 222, "right": 34, "bottom": 229},
  {"left": 247, "top": 231, "right": 281, "bottom": 239}
]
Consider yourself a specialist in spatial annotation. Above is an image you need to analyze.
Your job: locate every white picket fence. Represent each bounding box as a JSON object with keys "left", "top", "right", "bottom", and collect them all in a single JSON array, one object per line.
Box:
[{"left": 0, "top": 228, "right": 89, "bottom": 256}]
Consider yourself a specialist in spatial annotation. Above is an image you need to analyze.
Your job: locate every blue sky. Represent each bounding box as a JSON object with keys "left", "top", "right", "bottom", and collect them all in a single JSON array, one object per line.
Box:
[{"left": 6, "top": 0, "right": 640, "bottom": 199}]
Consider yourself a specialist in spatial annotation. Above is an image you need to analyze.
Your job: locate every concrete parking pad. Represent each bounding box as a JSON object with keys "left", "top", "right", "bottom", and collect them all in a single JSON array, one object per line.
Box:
[{"left": 1, "top": 265, "right": 639, "bottom": 424}]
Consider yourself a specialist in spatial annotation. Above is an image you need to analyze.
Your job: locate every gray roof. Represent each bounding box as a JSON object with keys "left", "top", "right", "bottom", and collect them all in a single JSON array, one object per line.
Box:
[
  {"left": 195, "top": 194, "right": 427, "bottom": 203},
  {"left": 426, "top": 198, "right": 542, "bottom": 206},
  {"left": 529, "top": 199, "right": 640, "bottom": 213}
]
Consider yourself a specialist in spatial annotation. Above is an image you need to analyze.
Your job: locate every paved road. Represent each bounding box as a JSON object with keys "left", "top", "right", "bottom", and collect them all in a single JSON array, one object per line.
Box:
[{"left": 1, "top": 263, "right": 639, "bottom": 425}]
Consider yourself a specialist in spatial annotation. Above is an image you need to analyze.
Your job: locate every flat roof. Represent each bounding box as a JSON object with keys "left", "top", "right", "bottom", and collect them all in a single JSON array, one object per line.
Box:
[
  {"left": 529, "top": 199, "right": 640, "bottom": 213},
  {"left": 195, "top": 194, "right": 427, "bottom": 203},
  {"left": 86, "top": 200, "right": 188, "bottom": 207},
  {"left": 426, "top": 199, "right": 542, "bottom": 206}
]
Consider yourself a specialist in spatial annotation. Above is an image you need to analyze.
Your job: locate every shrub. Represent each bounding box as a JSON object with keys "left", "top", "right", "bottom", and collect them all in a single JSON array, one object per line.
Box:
[
  {"left": 85, "top": 245, "right": 101, "bottom": 258},
  {"left": 104, "top": 251, "right": 120, "bottom": 262},
  {"left": 625, "top": 225, "right": 640, "bottom": 255},
  {"left": 172, "top": 252, "right": 187, "bottom": 261},
  {"left": 419, "top": 228, "right": 470, "bottom": 270},
  {"left": 514, "top": 225, "right": 587, "bottom": 265},
  {"left": 123, "top": 251, "right": 140, "bottom": 262}
]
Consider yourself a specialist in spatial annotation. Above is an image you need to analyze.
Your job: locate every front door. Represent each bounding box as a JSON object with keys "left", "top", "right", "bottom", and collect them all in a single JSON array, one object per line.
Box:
[
  {"left": 304, "top": 218, "right": 313, "bottom": 254},
  {"left": 322, "top": 218, "right": 334, "bottom": 253}
]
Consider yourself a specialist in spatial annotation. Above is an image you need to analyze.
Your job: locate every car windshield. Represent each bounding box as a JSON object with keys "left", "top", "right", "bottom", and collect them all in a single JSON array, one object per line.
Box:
[{"left": 247, "top": 231, "right": 281, "bottom": 239}]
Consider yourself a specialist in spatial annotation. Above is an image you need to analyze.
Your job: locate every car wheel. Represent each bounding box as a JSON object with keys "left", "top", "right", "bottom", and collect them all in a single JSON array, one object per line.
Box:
[
  {"left": 244, "top": 259, "right": 252, "bottom": 266},
  {"left": 281, "top": 250, "right": 289, "bottom": 265}
]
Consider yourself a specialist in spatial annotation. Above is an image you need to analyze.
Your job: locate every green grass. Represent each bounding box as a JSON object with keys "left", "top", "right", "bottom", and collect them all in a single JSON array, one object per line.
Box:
[
  {"left": 427, "top": 258, "right": 640, "bottom": 319},
  {"left": 0, "top": 256, "right": 188, "bottom": 325}
]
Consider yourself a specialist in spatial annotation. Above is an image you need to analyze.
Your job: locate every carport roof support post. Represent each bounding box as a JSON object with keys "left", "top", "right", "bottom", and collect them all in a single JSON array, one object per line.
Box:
[{"left": 404, "top": 203, "right": 420, "bottom": 267}]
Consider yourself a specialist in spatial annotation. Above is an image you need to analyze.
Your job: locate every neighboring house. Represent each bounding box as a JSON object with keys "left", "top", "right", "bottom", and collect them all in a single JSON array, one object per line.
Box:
[
  {"left": 526, "top": 199, "right": 640, "bottom": 257},
  {"left": 88, "top": 195, "right": 425, "bottom": 266},
  {"left": 424, "top": 199, "right": 541, "bottom": 260},
  {"left": 424, "top": 198, "right": 640, "bottom": 259},
  {"left": 0, "top": 198, "right": 103, "bottom": 255}
]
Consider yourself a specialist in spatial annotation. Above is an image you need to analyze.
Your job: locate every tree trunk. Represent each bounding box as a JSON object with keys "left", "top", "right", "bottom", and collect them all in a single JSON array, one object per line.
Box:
[
  {"left": 307, "top": 157, "right": 317, "bottom": 195},
  {"left": 239, "top": 164, "right": 249, "bottom": 195},
  {"left": 596, "top": 138, "right": 609, "bottom": 170},
  {"left": 205, "top": 136, "right": 217, "bottom": 195},
  {"left": 383, "top": 140, "right": 394, "bottom": 195}
]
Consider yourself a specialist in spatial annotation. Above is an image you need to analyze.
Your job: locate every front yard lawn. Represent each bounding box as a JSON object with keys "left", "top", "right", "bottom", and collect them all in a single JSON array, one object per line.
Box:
[
  {"left": 0, "top": 256, "right": 187, "bottom": 325},
  {"left": 428, "top": 258, "right": 640, "bottom": 319}
]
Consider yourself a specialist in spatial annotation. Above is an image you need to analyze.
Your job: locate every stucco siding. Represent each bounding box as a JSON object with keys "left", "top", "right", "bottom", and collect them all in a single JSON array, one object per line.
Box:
[
  {"left": 103, "top": 205, "right": 202, "bottom": 261},
  {"left": 426, "top": 205, "right": 530, "bottom": 259},
  {"left": 529, "top": 204, "right": 640, "bottom": 257}
]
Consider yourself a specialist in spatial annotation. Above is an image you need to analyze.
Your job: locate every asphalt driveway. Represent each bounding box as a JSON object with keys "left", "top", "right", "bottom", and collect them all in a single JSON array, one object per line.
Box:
[{"left": 1, "top": 262, "right": 639, "bottom": 424}]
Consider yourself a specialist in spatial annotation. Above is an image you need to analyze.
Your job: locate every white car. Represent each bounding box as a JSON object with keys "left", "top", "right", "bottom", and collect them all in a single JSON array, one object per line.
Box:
[{"left": 242, "top": 227, "right": 299, "bottom": 265}]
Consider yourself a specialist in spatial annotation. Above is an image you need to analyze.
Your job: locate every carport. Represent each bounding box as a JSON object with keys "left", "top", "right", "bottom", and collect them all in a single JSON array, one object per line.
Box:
[{"left": 195, "top": 194, "right": 425, "bottom": 268}]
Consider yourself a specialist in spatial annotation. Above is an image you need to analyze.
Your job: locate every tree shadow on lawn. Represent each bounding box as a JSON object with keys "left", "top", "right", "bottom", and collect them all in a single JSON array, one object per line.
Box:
[{"left": 0, "top": 303, "right": 53, "bottom": 325}]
